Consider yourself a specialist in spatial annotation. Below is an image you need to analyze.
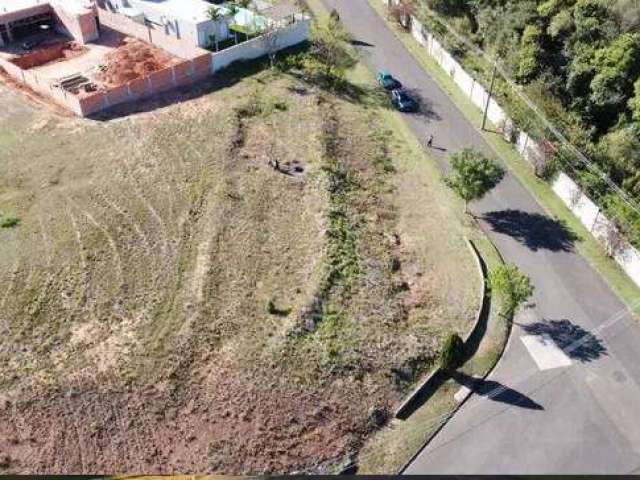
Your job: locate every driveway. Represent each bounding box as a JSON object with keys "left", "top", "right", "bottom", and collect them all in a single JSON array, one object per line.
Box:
[{"left": 321, "top": 0, "right": 640, "bottom": 474}]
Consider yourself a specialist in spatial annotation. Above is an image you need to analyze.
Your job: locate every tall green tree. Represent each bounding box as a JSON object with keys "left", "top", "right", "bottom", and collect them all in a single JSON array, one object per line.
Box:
[
  {"left": 516, "top": 24, "right": 545, "bottom": 82},
  {"left": 444, "top": 148, "right": 505, "bottom": 214},
  {"left": 589, "top": 33, "right": 640, "bottom": 123}
]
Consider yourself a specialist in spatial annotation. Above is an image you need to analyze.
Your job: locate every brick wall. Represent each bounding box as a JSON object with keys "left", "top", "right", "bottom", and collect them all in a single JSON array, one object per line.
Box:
[
  {"left": 0, "top": 56, "right": 83, "bottom": 114},
  {"left": 9, "top": 42, "right": 72, "bottom": 69},
  {"left": 77, "top": 54, "right": 212, "bottom": 116}
]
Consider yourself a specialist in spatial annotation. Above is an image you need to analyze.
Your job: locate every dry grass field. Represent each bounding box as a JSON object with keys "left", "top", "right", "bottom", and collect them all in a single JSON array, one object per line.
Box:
[{"left": 0, "top": 63, "right": 477, "bottom": 473}]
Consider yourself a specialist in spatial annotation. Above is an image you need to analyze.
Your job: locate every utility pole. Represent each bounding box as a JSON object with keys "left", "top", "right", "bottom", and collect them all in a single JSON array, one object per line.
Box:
[{"left": 482, "top": 61, "right": 498, "bottom": 131}]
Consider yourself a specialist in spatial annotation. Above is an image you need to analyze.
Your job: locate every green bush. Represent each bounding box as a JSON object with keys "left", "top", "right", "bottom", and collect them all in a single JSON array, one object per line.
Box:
[
  {"left": 490, "top": 264, "right": 534, "bottom": 317},
  {"left": 0, "top": 215, "right": 20, "bottom": 229},
  {"left": 439, "top": 332, "right": 464, "bottom": 371}
]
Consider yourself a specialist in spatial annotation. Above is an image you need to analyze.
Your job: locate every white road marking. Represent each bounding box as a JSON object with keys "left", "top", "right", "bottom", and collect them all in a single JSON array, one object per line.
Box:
[{"left": 521, "top": 334, "right": 573, "bottom": 370}]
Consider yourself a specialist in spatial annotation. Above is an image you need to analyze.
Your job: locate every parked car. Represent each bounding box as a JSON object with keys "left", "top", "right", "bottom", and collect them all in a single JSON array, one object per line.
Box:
[
  {"left": 391, "top": 88, "right": 418, "bottom": 112},
  {"left": 377, "top": 70, "right": 402, "bottom": 90}
]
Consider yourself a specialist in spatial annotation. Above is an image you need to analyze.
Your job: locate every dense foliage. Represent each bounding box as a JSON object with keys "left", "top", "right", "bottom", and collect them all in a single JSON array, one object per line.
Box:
[
  {"left": 422, "top": 0, "right": 640, "bottom": 244},
  {"left": 489, "top": 264, "right": 534, "bottom": 316},
  {"left": 444, "top": 148, "right": 505, "bottom": 213}
]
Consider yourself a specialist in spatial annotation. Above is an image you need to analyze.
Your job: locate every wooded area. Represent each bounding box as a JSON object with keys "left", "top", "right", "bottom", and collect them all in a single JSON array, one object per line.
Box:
[{"left": 417, "top": 0, "right": 640, "bottom": 245}]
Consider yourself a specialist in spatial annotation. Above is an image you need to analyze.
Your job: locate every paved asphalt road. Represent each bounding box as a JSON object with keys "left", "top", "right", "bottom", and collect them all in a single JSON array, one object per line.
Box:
[{"left": 320, "top": 0, "right": 640, "bottom": 474}]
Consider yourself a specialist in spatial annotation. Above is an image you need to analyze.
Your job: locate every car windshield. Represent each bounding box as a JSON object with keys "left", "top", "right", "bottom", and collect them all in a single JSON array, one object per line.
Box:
[{"left": 398, "top": 92, "right": 411, "bottom": 102}]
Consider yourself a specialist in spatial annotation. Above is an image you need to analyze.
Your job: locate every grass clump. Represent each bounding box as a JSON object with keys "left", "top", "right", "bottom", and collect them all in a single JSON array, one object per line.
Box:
[{"left": 0, "top": 215, "right": 20, "bottom": 229}]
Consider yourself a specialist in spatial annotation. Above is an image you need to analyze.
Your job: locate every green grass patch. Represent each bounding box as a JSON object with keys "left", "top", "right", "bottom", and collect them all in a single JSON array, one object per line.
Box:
[{"left": 0, "top": 215, "right": 20, "bottom": 228}]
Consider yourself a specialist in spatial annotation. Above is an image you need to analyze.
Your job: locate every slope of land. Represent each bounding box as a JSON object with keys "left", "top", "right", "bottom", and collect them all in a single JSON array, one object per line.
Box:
[{"left": 0, "top": 64, "right": 477, "bottom": 473}]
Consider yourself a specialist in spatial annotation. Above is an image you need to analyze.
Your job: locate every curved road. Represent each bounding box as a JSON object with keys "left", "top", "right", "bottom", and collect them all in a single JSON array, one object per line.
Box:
[{"left": 321, "top": 0, "right": 640, "bottom": 473}]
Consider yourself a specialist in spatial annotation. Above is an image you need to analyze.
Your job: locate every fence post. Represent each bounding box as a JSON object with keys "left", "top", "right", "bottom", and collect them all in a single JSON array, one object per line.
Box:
[{"left": 481, "top": 61, "right": 497, "bottom": 131}]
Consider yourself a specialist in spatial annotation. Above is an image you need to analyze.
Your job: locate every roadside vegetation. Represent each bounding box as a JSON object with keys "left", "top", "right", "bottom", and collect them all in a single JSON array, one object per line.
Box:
[
  {"left": 369, "top": 0, "right": 640, "bottom": 310},
  {"left": 444, "top": 148, "right": 505, "bottom": 214},
  {"left": 394, "top": 0, "right": 640, "bottom": 248},
  {"left": 0, "top": 9, "right": 479, "bottom": 475}
]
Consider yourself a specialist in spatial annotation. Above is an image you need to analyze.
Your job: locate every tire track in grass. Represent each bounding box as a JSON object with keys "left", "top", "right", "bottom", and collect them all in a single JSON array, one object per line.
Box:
[
  {"left": 66, "top": 196, "right": 124, "bottom": 294},
  {"left": 120, "top": 123, "right": 171, "bottom": 259},
  {"left": 66, "top": 208, "right": 89, "bottom": 310},
  {"left": 94, "top": 187, "right": 153, "bottom": 257}
]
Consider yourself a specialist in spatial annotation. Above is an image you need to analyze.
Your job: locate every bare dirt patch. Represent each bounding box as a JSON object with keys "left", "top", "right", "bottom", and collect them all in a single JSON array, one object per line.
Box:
[
  {"left": 95, "top": 38, "right": 179, "bottom": 87},
  {"left": 10, "top": 41, "right": 87, "bottom": 70}
]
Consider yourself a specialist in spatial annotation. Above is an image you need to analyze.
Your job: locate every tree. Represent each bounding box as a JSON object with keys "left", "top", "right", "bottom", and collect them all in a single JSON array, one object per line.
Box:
[
  {"left": 589, "top": 33, "right": 640, "bottom": 125},
  {"left": 629, "top": 77, "right": 640, "bottom": 122},
  {"left": 490, "top": 264, "right": 534, "bottom": 317},
  {"left": 310, "top": 14, "right": 354, "bottom": 83},
  {"left": 444, "top": 148, "right": 505, "bottom": 214},
  {"left": 227, "top": 3, "right": 240, "bottom": 18},
  {"left": 207, "top": 6, "right": 222, "bottom": 22},
  {"left": 516, "top": 24, "right": 545, "bottom": 82},
  {"left": 259, "top": 23, "right": 282, "bottom": 68}
]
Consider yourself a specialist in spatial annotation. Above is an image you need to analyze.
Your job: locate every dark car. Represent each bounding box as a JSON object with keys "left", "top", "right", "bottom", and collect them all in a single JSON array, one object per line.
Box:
[
  {"left": 391, "top": 89, "right": 418, "bottom": 112},
  {"left": 377, "top": 70, "right": 402, "bottom": 90}
]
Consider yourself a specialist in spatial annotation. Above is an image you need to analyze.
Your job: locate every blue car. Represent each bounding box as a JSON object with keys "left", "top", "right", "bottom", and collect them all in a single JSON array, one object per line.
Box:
[
  {"left": 391, "top": 88, "right": 419, "bottom": 112},
  {"left": 377, "top": 70, "right": 402, "bottom": 90}
]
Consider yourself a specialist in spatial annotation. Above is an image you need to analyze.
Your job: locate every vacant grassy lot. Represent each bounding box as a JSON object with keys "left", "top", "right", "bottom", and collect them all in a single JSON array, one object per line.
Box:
[{"left": 0, "top": 58, "right": 477, "bottom": 473}]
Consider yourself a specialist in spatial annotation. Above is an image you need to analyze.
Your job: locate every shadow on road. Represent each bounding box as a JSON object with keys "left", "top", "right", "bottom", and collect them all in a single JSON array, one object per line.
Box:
[
  {"left": 452, "top": 371, "right": 544, "bottom": 410},
  {"left": 350, "top": 39, "right": 374, "bottom": 47},
  {"left": 520, "top": 318, "right": 608, "bottom": 363},
  {"left": 481, "top": 209, "right": 580, "bottom": 252},
  {"left": 402, "top": 87, "right": 442, "bottom": 121}
]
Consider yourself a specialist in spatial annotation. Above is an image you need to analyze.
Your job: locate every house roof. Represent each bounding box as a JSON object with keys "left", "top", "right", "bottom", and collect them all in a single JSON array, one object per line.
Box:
[{"left": 131, "top": 0, "right": 229, "bottom": 24}]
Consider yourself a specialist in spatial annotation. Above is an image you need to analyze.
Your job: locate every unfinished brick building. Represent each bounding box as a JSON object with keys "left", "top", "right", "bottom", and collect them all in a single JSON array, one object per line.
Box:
[{"left": 0, "top": 0, "right": 309, "bottom": 116}]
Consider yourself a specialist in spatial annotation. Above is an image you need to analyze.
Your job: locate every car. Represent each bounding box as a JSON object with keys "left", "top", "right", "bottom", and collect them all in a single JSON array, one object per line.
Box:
[
  {"left": 391, "top": 88, "right": 419, "bottom": 112},
  {"left": 377, "top": 70, "right": 402, "bottom": 90}
]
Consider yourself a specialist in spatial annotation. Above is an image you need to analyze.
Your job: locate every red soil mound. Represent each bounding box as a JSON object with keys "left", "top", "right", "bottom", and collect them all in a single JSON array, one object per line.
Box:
[{"left": 95, "top": 38, "right": 176, "bottom": 87}]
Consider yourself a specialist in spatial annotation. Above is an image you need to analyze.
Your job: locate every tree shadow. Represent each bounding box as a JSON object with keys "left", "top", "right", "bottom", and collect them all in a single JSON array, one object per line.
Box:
[
  {"left": 401, "top": 87, "right": 442, "bottom": 121},
  {"left": 350, "top": 39, "right": 374, "bottom": 47},
  {"left": 520, "top": 318, "right": 607, "bottom": 363},
  {"left": 452, "top": 371, "right": 544, "bottom": 410},
  {"left": 481, "top": 209, "right": 580, "bottom": 252}
]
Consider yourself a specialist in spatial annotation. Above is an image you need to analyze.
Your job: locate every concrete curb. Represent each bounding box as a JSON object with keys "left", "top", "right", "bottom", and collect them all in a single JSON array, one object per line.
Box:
[
  {"left": 394, "top": 237, "right": 488, "bottom": 420},
  {"left": 397, "top": 232, "right": 513, "bottom": 474}
]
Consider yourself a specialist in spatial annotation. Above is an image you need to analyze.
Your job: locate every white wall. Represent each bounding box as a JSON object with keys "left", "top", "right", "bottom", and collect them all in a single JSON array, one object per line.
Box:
[{"left": 212, "top": 19, "right": 310, "bottom": 72}]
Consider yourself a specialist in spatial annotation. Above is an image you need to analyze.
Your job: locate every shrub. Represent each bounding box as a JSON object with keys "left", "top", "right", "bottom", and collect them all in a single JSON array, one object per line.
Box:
[
  {"left": 439, "top": 332, "right": 464, "bottom": 371},
  {"left": 266, "top": 298, "right": 277, "bottom": 314},
  {"left": 0, "top": 215, "right": 20, "bottom": 229},
  {"left": 490, "top": 264, "right": 534, "bottom": 317}
]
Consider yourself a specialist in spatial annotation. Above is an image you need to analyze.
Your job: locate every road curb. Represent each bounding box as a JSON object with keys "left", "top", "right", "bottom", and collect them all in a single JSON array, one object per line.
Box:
[
  {"left": 397, "top": 230, "right": 513, "bottom": 474},
  {"left": 393, "top": 237, "right": 488, "bottom": 420}
]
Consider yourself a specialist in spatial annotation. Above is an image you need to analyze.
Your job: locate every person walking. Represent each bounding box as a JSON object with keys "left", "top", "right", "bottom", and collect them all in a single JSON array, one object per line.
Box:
[{"left": 426, "top": 133, "right": 434, "bottom": 148}]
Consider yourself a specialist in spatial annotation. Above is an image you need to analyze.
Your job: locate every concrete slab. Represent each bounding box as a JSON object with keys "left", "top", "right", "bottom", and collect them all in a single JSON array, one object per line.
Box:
[
  {"left": 521, "top": 334, "right": 572, "bottom": 371},
  {"left": 454, "top": 385, "right": 471, "bottom": 402}
]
